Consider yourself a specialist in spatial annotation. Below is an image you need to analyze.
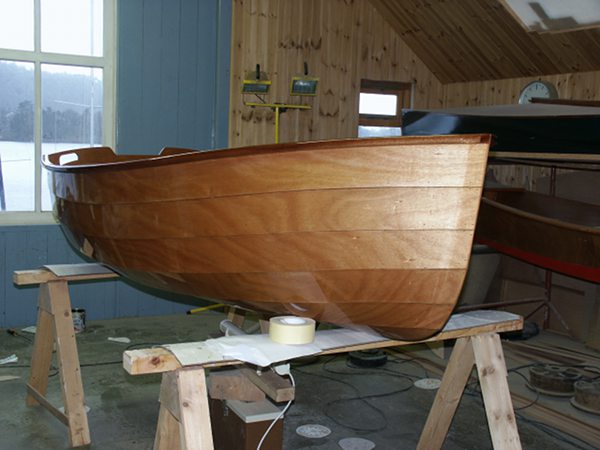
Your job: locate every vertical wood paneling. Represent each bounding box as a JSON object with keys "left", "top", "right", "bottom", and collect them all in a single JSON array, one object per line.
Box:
[
  {"left": 157, "top": 0, "right": 181, "bottom": 147},
  {"left": 4, "top": 230, "right": 39, "bottom": 327},
  {"left": 176, "top": 0, "right": 200, "bottom": 148},
  {"left": 117, "top": 0, "right": 231, "bottom": 154},
  {"left": 229, "top": 0, "right": 444, "bottom": 147},
  {"left": 116, "top": 0, "right": 144, "bottom": 153},
  {"left": 193, "top": 0, "right": 218, "bottom": 150},
  {"left": 140, "top": 0, "right": 163, "bottom": 152}
]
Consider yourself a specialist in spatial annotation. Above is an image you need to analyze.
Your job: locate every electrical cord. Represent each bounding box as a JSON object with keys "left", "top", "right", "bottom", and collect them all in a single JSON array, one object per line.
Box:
[
  {"left": 256, "top": 372, "right": 295, "bottom": 450},
  {"left": 293, "top": 355, "right": 417, "bottom": 433}
]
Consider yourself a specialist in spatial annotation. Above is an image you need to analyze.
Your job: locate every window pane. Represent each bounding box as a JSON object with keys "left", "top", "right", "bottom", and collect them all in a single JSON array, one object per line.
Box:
[
  {"left": 358, "top": 126, "right": 402, "bottom": 138},
  {"left": 359, "top": 93, "right": 397, "bottom": 116},
  {"left": 41, "top": 0, "right": 103, "bottom": 56},
  {"left": 0, "top": 61, "right": 34, "bottom": 211},
  {"left": 0, "top": 0, "right": 34, "bottom": 51},
  {"left": 42, "top": 64, "right": 103, "bottom": 211}
]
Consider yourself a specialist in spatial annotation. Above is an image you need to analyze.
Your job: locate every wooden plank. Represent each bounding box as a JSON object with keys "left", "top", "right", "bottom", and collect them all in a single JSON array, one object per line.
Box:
[
  {"left": 13, "top": 267, "right": 118, "bottom": 285},
  {"left": 585, "top": 286, "right": 600, "bottom": 351},
  {"left": 471, "top": 333, "right": 522, "bottom": 449},
  {"left": 239, "top": 367, "right": 295, "bottom": 403},
  {"left": 208, "top": 369, "right": 266, "bottom": 402},
  {"left": 26, "top": 285, "right": 55, "bottom": 406},
  {"left": 154, "top": 406, "right": 181, "bottom": 450},
  {"left": 176, "top": 368, "right": 214, "bottom": 450},
  {"left": 26, "top": 385, "right": 69, "bottom": 426},
  {"left": 49, "top": 281, "right": 91, "bottom": 448},
  {"left": 124, "top": 315, "right": 523, "bottom": 375},
  {"left": 62, "top": 187, "right": 483, "bottom": 239},
  {"left": 226, "top": 306, "right": 246, "bottom": 328},
  {"left": 417, "top": 337, "right": 475, "bottom": 450},
  {"left": 124, "top": 347, "right": 186, "bottom": 375}
]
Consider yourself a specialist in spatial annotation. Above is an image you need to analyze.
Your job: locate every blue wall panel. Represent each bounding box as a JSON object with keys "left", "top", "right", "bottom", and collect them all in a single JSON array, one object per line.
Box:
[
  {"left": 1, "top": 0, "right": 231, "bottom": 328},
  {"left": 0, "top": 225, "right": 205, "bottom": 328},
  {"left": 117, "top": 0, "right": 231, "bottom": 154}
]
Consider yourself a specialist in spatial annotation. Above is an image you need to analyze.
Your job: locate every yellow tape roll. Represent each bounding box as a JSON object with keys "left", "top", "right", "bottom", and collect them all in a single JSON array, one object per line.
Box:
[{"left": 269, "top": 316, "right": 316, "bottom": 345}]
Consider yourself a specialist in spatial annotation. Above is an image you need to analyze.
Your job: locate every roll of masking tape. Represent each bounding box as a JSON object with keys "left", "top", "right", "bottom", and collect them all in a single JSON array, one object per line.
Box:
[{"left": 269, "top": 316, "right": 316, "bottom": 345}]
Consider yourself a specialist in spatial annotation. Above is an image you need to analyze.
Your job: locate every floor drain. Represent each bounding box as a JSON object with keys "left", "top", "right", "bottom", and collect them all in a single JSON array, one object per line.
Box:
[
  {"left": 339, "top": 437, "right": 376, "bottom": 449},
  {"left": 414, "top": 377, "right": 442, "bottom": 390},
  {"left": 296, "top": 424, "right": 332, "bottom": 438}
]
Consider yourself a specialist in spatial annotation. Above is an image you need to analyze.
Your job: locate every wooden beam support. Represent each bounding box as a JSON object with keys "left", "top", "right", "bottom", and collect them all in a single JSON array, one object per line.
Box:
[
  {"left": 208, "top": 369, "right": 266, "bottom": 402},
  {"left": 155, "top": 368, "right": 214, "bottom": 450},
  {"left": 16, "top": 265, "right": 114, "bottom": 448},
  {"left": 417, "top": 337, "right": 475, "bottom": 450},
  {"left": 239, "top": 367, "right": 295, "bottom": 403},
  {"left": 472, "top": 333, "right": 522, "bottom": 449}
]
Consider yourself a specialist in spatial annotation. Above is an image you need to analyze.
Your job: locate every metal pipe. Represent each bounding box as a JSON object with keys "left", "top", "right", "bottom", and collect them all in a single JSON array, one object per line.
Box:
[{"left": 219, "top": 319, "right": 246, "bottom": 336}]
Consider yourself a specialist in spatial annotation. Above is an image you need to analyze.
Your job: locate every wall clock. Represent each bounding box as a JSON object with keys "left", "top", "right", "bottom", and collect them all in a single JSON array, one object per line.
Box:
[{"left": 518, "top": 80, "right": 559, "bottom": 104}]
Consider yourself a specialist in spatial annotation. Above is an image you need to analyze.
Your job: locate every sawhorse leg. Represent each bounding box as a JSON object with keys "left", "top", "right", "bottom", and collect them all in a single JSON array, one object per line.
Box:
[
  {"left": 154, "top": 367, "right": 214, "bottom": 450},
  {"left": 26, "top": 280, "right": 90, "bottom": 448},
  {"left": 417, "top": 333, "right": 521, "bottom": 450}
]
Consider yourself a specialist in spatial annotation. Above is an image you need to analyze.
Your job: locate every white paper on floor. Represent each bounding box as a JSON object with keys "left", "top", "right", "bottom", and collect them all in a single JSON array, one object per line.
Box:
[
  {"left": 414, "top": 377, "right": 442, "bottom": 390},
  {"left": 296, "top": 424, "right": 332, "bottom": 438},
  {"left": 107, "top": 337, "right": 131, "bottom": 344},
  {"left": 0, "top": 354, "right": 18, "bottom": 365},
  {"left": 338, "top": 437, "right": 376, "bottom": 450}
]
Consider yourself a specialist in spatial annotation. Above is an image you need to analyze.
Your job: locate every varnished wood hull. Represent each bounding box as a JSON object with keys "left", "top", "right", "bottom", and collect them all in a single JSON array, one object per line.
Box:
[
  {"left": 44, "top": 135, "right": 490, "bottom": 340},
  {"left": 476, "top": 189, "right": 600, "bottom": 283}
]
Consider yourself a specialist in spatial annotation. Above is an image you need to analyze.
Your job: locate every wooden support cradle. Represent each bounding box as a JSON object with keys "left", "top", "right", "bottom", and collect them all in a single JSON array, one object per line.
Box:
[
  {"left": 124, "top": 309, "right": 524, "bottom": 450},
  {"left": 13, "top": 263, "right": 118, "bottom": 448}
]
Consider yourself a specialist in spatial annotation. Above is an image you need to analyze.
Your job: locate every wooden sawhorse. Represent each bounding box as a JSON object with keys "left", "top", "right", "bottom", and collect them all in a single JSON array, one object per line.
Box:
[
  {"left": 123, "top": 310, "right": 524, "bottom": 450},
  {"left": 13, "top": 264, "right": 118, "bottom": 448}
]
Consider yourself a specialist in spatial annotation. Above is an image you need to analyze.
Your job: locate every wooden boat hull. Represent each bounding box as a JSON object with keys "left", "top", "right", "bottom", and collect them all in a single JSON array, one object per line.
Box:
[
  {"left": 476, "top": 189, "right": 600, "bottom": 283},
  {"left": 44, "top": 135, "right": 490, "bottom": 340}
]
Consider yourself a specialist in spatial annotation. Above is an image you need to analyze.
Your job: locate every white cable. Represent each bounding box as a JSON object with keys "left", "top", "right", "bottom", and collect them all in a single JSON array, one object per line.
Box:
[{"left": 256, "top": 372, "right": 295, "bottom": 450}]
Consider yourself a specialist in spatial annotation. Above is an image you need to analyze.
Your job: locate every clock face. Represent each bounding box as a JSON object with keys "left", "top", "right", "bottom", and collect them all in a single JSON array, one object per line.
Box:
[{"left": 518, "top": 81, "right": 559, "bottom": 104}]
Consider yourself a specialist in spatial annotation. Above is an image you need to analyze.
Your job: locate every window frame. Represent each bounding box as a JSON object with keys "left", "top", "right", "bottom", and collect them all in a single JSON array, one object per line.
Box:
[
  {"left": 358, "top": 79, "right": 413, "bottom": 128},
  {"left": 0, "top": 0, "right": 116, "bottom": 225}
]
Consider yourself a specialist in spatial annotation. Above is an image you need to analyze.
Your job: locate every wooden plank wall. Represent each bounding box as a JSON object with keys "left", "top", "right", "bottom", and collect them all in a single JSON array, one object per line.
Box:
[
  {"left": 229, "top": 0, "right": 443, "bottom": 147},
  {"left": 370, "top": 0, "right": 600, "bottom": 84},
  {"left": 0, "top": 225, "right": 202, "bottom": 328}
]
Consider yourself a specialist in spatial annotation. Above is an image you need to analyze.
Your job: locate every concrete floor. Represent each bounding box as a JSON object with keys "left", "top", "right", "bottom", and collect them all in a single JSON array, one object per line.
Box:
[{"left": 0, "top": 311, "right": 587, "bottom": 449}]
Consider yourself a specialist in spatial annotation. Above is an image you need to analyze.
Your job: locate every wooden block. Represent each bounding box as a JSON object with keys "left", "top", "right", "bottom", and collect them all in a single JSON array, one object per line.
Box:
[
  {"left": 227, "top": 307, "right": 247, "bottom": 327},
  {"left": 208, "top": 369, "right": 266, "bottom": 402},
  {"left": 124, "top": 348, "right": 183, "bottom": 375},
  {"left": 239, "top": 367, "right": 294, "bottom": 403}
]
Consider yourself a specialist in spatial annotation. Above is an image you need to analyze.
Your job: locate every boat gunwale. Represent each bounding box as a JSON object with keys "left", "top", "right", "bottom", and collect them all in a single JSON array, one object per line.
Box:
[
  {"left": 480, "top": 194, "right": 600, "bottom": 236},
  {"left": 42, "top": 134, "right": 492, "bottom": 173}
]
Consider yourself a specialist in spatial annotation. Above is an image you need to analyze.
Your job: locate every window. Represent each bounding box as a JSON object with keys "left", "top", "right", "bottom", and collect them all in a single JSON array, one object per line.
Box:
[
  {"left": 0, "top": 0, "right": 115, "bottom": 223},
  {"left": 358, "top": 79, "right": 413, "bottom": 138},
  {"left": 500, "top": 0, "right": 600, "bottom": 33}
]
